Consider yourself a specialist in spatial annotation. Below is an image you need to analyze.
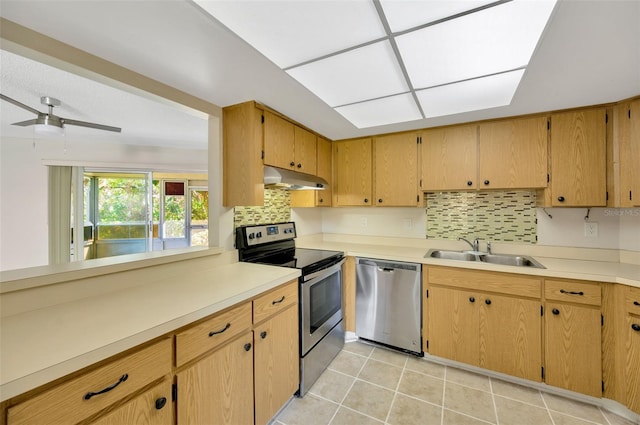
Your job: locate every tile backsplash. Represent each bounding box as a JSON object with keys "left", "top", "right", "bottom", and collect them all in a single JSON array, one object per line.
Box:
[
  {"left": 425, "top": 191, "right": 537, "bottom": 243},
  {"left": 234, "top": 188, "right": 291, "bottom": 227}
]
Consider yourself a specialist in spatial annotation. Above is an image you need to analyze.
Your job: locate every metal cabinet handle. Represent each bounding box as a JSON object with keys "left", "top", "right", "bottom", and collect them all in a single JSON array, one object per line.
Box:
[
  {"left": 289, "top": 161, "right": 295, "bottom": 167},
  {"left": 378, "top": 198, "right": 383, "bottom": 203},
  {"left": 155, "top": 397, "right": 167, "bottom": 410},
  {"left": 297, "top": 163, "right": 302, "bottom": 168},
  {"left": 84, "top": 374, "right": 128, "bottom": 400},
  {"left": 469, "top": 297, "right": 475, "bottom": 303},
  {"left": 558, "top": 196, "right": 565, "bottom": 202},
  {"left": 634, "top": 301, "right": 640, "bottom": 306},
  {"left": 484, "top": 180, "right": 490, "bottom": 185},
  {"left": 552, "top": 308, "right": 560, "bottom": 315},
  {"left": 632, "top": 324, "right": 640, "bottom": 332},
  {"left": 364, "top": 198, "right": 369, "bottom": 203},
  {"left": 244, "top": 342, "right": 252, "bottom": 351},
  {"left": 467, "top": 181, "right": 473, "bottom": 186},
  {"left": 209, "top": 322, "right": 231, "bottom": 337},
  {"left": 485, "top": 299, "right": 492, "bottom": 305},
  {"left": 272, "top": 295, "right": 285, "bottom": 305},
  {"left": 260, "top": 331, "right": 267, "bottom": 339},
  {"left": 560, "top": 289, "right": 584, "bottom": 296}
]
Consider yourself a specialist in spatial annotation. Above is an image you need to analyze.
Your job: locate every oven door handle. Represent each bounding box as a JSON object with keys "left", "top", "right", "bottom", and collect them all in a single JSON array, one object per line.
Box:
[{"left": 302, "top": 259, "right": 346, "bottom": 283}]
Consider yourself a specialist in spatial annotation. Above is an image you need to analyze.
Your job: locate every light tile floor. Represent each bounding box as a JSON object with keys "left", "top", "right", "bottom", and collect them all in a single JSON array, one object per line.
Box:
[{"left": 274, "top": 341, "right": 639, "bottom": 425}]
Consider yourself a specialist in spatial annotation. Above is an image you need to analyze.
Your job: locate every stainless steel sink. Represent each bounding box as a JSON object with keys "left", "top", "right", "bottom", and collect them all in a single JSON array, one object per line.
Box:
[{"left": 425, "top": 249, "right": 545, "bottom": 269}]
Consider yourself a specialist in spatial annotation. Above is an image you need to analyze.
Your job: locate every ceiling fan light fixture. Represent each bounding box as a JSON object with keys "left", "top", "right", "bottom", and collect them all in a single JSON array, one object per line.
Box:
[{"left": 34, "top": 115, "right": 64, "bottom": 136}]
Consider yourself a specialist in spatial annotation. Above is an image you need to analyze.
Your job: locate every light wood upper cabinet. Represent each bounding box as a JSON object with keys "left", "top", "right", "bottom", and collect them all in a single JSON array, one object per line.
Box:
[
  {"left": 549, "top": 108, "right": 607, "bottom": 206},
  {"left": 316, "top": 136, "right": 332, "bottom": 206},
  {"left": 264, "top": 111, "right": 296, "bottom": 170},
  {"left": 373, "top": 133, "right": 420, "bottom": 206},
  {"left": 616, "top": 99, "right": 640, "bottom": 207},
  {"left": 333, "top": 138, "right": 373, "bottom": 206},
  {"left": 264, "top": 111, "right": 317, "bottom": 174},
  {"left": 223, "top": 102, "right": 264, "bottom": 207},
  {"left": 422, "top": 125, "right": 478, "bottom": 190},
  {"left": 478, "top": 116, "right": 548, "bottom": 189}
]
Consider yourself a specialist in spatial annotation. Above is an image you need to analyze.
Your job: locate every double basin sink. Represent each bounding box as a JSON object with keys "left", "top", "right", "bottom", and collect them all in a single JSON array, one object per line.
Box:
[{"left": 425, "top": 249, "right": 545, "bottom": 269}]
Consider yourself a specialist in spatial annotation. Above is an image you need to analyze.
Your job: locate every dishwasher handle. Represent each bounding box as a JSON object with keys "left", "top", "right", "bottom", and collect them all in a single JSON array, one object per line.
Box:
[{"left": 356, "top": 258, "right": 421, "bottom": 272}]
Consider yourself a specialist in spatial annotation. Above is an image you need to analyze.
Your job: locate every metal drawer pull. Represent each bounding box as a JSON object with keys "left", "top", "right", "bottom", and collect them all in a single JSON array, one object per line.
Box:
[
  {"left": 209, "top": 322, "right": 231, "bottom": 337},
  {"left": 559, "top": 289, "right": 584, "bottom": 296},
  {"left": 272, "top": 296, "right": 285, "bottom": 305},
  {"left": 244, "top": 342, "right": 252, "bottom": 351},
  {"left": 632, "top": 324, "right": 640, "bottom": 332},
  {"left": 155, "top": 397, "right": 167, "bottom": 410},
  {"left": 634, "top": 301, "right": 640, "bottom": 306},
  {"left": 84, "top": 374, "right": 128, "bottom": 400}
]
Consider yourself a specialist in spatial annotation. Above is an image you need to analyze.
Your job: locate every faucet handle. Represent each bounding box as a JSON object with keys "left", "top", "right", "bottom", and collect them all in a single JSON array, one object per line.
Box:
[{"left": 486, "top": 241, "right": 492, "bottom": 254}]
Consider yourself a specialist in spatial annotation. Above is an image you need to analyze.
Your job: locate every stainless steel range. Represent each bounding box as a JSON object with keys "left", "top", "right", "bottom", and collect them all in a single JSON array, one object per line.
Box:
[{"left": 236, "top": 222, "right": 345, "bottom": 396}]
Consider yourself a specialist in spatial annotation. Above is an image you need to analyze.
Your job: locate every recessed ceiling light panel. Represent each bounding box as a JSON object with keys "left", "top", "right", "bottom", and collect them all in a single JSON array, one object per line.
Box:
[
  {"left": 286, "top": 40, "right": 409, "bottom": 107},
  {"left": 194, "top": 0, "right": 386, "bottom": 68},
  {"left": 416, "top": 69, "right": 525, "bottom": 118},
  {"left": 380, "top": 0, "right": 496, "bottom": 33},
  {"left": 396, "top": 0, "right": 556, "bottom": 89},
  {"left": 334, "top": 93, "right": 422, "bottom": 128}
]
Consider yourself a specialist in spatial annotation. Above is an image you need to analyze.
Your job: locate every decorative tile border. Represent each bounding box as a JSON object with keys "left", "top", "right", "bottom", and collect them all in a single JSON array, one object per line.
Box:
[
  {"left": 425, "top": 191, "right": 537, "bottom": 243},
  {"left": 234, "top": 189, "right": 291, "bottom": 227}
]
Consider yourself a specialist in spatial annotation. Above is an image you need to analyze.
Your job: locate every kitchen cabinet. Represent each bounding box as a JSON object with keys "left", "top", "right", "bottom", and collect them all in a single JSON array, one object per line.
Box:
[
  {"left": 290, "top": 136, "right": 332, "bottom": 207},
  {"left": 373, "top": 132, "right": 420, "bottom": 206},
  {"left": 614, "top": 98, "right": 640, "bottom": 207},
  {"left": 264, "top": 111, "right": 317, "bottom": 175},
  {"left": 91, "top": 381, "right": 172, "bottom": 425},
  {"left": 177, "top": 331, "right": 255, "bottom": 425},
  {"left": 254, "top": 303, "right": 299, "bottom": 425},
  {"left": 626, "top": 314, "right": 640, "bottom": 413},
  {"left": 544, "top": 279, "right": 602, "bottom": 397},
  {"left": 478, "top": 116, "right": 548, "bottom": 189},
  {"left": 425, "top": 266, "right": 542, "bottom": 382},
  {"left": 333, "top": 138, "right": 372, "bottom": 206},
  {"left": 422, "top": 125, "right": 477, "bottom": 191},
  {"left": 6, "top": 339, "right": 172, "bottom": 425},
  {"left": 548, "top": 107, "right": 607, "bottom": 206}
]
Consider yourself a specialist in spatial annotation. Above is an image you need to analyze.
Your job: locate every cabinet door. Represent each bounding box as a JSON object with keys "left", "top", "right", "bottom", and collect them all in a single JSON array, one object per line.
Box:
[
  {"left": 422, "top": 125, "right": 477, "bottom": 190},
  {"left": 479, "top": 116, "right": 548, "bottom": 189},
  {"left": 545, "top": 302, "right": 602, "bottom": 397},
  {"left": 294, "top": 126, "right": 317, "bottom": 175},
  {"left": 254, "top": 304, "right": 300, "bottom": 425},
  {"left": 333, "top": 138, "right": 372, "bottom": 206},
  {"left": 479, "top": 294, "right": 541, "bottom": 381},
  {"left": 91, "top": 381, "right": 172, "bottom": 425},
  {"left": 264, "top": 111, "right": 295, "bottom": 170},
  {"left": 177, "top": 332, "right": 254, "bottom": 425},
  {"left": 550, "top": 108, "right": 607, "bottom": 206},
  {"left": 374, "top": 133, "right": 419, "bottom": 206},
  {"left": 624, "top": 99, "right": 640, "bottom": 207},
  {"left": 316, "top": 136, "right": 332, "bottom": 207},
  {"left": 428, "top": 286, "right": 479, "bottom": 366},
  {"left": 627, "top": 315, "right": 640, "bottom": 413}
]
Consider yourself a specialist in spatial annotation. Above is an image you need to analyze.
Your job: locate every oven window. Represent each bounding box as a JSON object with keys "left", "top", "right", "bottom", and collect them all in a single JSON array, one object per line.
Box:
[{"left": 309, "top": 270, "right": 342, "bottom": 333}]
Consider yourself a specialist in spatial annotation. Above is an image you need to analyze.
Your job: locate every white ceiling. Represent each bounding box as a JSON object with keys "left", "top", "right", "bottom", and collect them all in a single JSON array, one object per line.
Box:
[{"left": 1, "top": 0, "right": 639, "bottom": 144}]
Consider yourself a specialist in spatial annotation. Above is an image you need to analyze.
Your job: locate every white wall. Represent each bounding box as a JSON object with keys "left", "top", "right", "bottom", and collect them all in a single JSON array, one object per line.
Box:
[
  {"left": 317, "top": 205, "right": 640, "bottom": 251},
  {"left": 0, "top": 136, "right": 207, "bottom": 271}
]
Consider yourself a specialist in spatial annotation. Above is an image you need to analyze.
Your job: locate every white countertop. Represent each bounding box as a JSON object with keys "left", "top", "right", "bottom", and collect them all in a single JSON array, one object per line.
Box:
[
  {"left": 0, "top": 260, "right": 300, "bottom": 402},
  {"left": 296, "top": 239, "right": 640, "bottom": 288}
]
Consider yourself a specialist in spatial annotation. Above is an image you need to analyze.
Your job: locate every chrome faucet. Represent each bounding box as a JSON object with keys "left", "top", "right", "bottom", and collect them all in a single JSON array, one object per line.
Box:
[{"left": 459, "top": 237, "right": 480, "bottom": 252}]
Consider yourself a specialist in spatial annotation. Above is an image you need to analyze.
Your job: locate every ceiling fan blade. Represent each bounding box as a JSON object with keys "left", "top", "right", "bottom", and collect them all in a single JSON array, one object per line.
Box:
[
  {"left": 62, "top": 118, "right": 122, "bottom": 133},
  {"left": 11, "top": 118, "right": 39, "bottom": 127},
  {"left": 0, "top": 93, "right": 42, "bottom": 115}
]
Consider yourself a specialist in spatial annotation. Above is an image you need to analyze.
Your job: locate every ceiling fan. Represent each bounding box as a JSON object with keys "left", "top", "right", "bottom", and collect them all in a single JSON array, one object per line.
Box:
[{"left": 0, "top": 93, "right": 122, "bottom": 134}]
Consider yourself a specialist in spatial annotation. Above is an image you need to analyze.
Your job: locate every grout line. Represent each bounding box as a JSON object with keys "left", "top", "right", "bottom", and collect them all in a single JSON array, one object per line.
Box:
[
  {"left": 338, "top": 405, "right": 386, "bottom": 424},
  {"left": 441, "top": 365, "right": 447, "bottom": 425},
  {"left": 540, "top": 392, "right": 557, "bottom": 425},
  {"left": 383, "top": 355, "right": 408, "bottom": 424},
  {"left": 489, "top": 377, "right": 500, "bottom": 425},
  {"left": 442, "top": 407, "right": 496, "bottom": 425},
  {"left": 599, "top": 407, "right": 614, "bottom": 425}
]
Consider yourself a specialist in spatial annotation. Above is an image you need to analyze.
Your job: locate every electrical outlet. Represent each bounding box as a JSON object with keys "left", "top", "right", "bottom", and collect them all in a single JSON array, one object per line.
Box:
[
  {"left": 584, "top": 222, "right": 598, "bottom": 237},
  {"left": 360, "top": 217, "right": 368, "bottom": 227}
]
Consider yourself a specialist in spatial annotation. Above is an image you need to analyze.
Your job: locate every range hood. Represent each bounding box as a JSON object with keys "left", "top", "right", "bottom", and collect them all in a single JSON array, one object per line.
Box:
[{"left": 264, "top": 166, "right": 328, "bottom": 190}]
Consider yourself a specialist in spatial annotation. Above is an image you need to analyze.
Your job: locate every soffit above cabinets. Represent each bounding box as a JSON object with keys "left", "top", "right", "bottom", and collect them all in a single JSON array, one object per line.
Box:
[{"left": 194, "top": 0, "right": 557, "bottom": 129}]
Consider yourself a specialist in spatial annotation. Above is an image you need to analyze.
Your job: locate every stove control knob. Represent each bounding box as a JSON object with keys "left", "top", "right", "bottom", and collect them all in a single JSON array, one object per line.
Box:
[
  {"left": 256, "top": 232, "right": 262, "bottom": 238},
  {"left": 248, "top": 233, "right": 255, "bottom": 240}
]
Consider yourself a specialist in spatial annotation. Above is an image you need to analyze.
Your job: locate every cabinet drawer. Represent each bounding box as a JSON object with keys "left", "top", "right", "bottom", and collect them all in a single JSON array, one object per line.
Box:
[
  {"left": 176, "top": 302, "right": 252, "bottom": 367},
  {"left": 426, "top": 266, "right": 541, "bottom": 298},
  {"left": 545, "top": 279, "right": 601, "bottom": 306},
  {"left": 7, "top": 338, "right": 172, "bottom": 425},
  {"left": 254, "top": 280, "right": 298, "bottom": 324},
  {"left": 625, "top": 286, "right": 640, "bottom": 315}
]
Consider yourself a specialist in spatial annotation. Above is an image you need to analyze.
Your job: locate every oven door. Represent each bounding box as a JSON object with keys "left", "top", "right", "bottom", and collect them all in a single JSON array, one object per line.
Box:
[{"left": 300, "top": 259, "right": 345, "bottom": 355}]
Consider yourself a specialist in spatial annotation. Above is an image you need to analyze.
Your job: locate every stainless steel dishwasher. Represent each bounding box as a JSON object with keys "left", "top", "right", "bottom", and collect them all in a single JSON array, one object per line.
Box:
[{"left": 355, "top": 258, "right": 422, "bottom": 355}]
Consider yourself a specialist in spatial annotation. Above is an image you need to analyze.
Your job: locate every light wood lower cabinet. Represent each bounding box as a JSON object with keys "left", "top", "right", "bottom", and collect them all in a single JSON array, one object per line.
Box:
[
  {"left": 177, "top": 331, "right": 255, "bottom": 425},
  {"left": 254, "top": 304, "right": 299, "bottom": 425},
  {"left": 427, "top": 284, "right": 541, "bottom": 381},
  {"left": 626, "top": 315, "right": 640, "bottom": 412},
  {"left": 91, "top": 381, "right": 173, "bottom": 425}
]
